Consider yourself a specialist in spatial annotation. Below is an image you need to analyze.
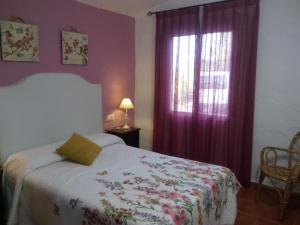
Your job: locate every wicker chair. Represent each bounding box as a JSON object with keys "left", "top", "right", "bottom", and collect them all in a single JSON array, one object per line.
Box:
[{"left": 257, "top": 131, "right": 300, "bottom": 220}]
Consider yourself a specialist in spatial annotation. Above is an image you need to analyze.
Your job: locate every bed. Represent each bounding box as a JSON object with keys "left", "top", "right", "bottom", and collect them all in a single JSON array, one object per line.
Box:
[{"left": 1, "top": 73, "right": 240, "bottom": 225}]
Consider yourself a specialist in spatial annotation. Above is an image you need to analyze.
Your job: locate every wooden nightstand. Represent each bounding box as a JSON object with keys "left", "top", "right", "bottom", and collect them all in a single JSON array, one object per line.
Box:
[{"left": 106, "top": 127, "right": 140, "bottom": 148}]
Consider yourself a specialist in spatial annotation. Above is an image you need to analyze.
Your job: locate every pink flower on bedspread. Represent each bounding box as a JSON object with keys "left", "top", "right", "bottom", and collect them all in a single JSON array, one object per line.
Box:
[
  {"left": 170, "top": 191, "right": 180, "bottom": 200},
  {"left": 171, "top": 214, "right": 182, "bottom": 225},
  {"left": 158, "top": 190, "right": 180, "bottom": 200},
  {"left": 161, "top": 203, "right": 172, "bottom": 214},
  {"left": 211, "top": 182, "right": 218, "bottom": 196},
  {"left": 201, "top": 177, "right": 213, "bottom": 185},
  {"left": 181, "top": 195, "right": 191, "bottom": 203},
  {"left": 161, "top": 203, "right": 190, "bottom": 225}
]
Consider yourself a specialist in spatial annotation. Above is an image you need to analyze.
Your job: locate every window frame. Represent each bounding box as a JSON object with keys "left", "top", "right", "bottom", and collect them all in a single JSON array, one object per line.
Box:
[{"left": 170, "top": 31, "right": 233, "bottom": 118}]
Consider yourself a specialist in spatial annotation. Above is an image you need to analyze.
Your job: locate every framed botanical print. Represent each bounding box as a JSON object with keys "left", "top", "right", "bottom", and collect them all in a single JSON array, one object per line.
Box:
[
  {"left": 0, "top": 20, "right": 39, "bottom": 62},
  {"left": 62, "top": 31, "right": 88, "bottom": 65}
]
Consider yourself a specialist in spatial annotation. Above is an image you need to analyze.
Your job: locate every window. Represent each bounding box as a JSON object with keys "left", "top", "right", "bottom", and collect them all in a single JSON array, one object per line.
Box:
[
  {"left": 171, "top": 32, "right": 232, "bottom": 116},
  {"left": 171, "top": 35, "right": 196, "bottom": 113}
]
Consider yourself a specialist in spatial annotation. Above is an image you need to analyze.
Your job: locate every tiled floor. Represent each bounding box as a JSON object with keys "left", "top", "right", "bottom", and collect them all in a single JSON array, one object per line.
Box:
[{"left": 235, "top": 185, "right": 300, "bottom": 225}]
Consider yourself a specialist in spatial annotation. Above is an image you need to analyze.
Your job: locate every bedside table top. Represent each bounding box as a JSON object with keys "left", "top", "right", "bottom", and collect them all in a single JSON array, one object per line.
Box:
[{"left": 106, "top": 127, "right": 140, "bottom": 134}]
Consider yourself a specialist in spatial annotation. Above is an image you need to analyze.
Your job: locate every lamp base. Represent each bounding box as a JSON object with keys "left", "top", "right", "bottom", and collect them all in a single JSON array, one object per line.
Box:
[{"left": 122, "top": 123, "right": 130, "bottom": 130}]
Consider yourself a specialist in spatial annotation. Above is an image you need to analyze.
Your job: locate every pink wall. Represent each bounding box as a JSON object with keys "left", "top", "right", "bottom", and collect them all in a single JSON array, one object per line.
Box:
[{"left": 0, "top": 0, "right": 135, "bottom": 129}]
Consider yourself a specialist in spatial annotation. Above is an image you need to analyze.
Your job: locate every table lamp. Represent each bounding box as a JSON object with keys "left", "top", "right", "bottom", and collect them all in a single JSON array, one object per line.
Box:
[{"left": 119, "top": 98, "right": 134, "bottom": 129}]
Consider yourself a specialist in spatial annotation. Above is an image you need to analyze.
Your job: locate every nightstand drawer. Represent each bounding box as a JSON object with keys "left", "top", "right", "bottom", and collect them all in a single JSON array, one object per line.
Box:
[{"left": 106, "top": 127, "right": 140, "bottom": 148}]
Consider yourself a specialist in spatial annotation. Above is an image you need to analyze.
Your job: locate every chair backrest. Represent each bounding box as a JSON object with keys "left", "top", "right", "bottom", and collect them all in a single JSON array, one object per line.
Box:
[
  {"left": 288, "top": 131, "right": 300, "bottom": 168},
  {"left": 294, "top": 163, "right": 300, "bottom": 182}
]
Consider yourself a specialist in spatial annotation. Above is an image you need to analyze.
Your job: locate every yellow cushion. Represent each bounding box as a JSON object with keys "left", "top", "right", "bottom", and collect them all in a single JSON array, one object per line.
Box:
[{"left": 56, "top": 133, "right": 101, "bottom": 166}]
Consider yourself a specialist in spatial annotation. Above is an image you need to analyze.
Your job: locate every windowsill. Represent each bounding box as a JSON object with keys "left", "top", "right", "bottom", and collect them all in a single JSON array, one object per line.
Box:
[{"left": 169, "top": 110, "right": 228, "bottom": 119}]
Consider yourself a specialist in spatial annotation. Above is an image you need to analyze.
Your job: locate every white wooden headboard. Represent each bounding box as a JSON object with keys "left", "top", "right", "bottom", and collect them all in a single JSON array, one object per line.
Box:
[{"left": 0, "top": 73, "right": 102, "bottom": 163}]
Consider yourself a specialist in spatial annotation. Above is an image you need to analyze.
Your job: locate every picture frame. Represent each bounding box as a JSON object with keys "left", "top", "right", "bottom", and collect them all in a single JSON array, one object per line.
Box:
[
  {"left": 62, "top": 31, "right": 88, "bottom": 65},
  {"left": 0, "top": 20, "right": 39, "bottom": 62}
]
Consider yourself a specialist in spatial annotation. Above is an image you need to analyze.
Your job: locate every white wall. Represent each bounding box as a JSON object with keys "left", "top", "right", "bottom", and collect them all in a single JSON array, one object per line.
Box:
[
  {"left": 135, "top": 14, "right": 156, "bottom": 149},
  {"left": 135, "top": 0, "right": 300, "bottom": 182},
  {"left": 252, "top": 0, "right": 300, "bottom": 182}
]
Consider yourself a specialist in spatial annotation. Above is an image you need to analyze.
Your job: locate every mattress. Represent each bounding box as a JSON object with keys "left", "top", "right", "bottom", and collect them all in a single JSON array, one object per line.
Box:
[{"left": 3, "top": 133, "right": 240, "bottom": 225}]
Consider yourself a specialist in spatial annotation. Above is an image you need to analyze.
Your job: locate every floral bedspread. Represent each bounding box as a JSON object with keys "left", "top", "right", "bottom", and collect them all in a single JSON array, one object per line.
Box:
[
  {"left": 53, "top": 150, "right": 240, "bottom": 225},
  {"left": 4, "top": 135, "right": 240, "bottom": 225}
]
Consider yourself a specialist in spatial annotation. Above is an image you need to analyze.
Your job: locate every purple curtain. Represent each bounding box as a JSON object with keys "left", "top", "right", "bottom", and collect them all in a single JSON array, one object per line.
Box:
[{"left": 153, "top": 0, "right": 259, "bottom": 186}]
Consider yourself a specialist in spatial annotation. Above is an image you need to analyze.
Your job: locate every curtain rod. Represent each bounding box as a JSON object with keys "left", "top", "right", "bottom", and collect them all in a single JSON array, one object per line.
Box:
[{"left": 147, "top": 0, "right": 231, "bottom": 16}]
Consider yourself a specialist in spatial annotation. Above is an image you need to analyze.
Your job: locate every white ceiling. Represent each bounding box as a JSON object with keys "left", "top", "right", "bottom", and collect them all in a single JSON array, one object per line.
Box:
[
  {"left": 76, "top": 0, "right": 169, "bottom": 17},
  {"left": 75, "top": 0, "right": 219, "bottom": 17}
]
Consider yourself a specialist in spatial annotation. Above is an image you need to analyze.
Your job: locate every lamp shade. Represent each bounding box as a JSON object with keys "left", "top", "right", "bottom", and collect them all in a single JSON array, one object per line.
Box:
[{"left": 119, "top": 98, "right": 134, "bottom": 109}]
